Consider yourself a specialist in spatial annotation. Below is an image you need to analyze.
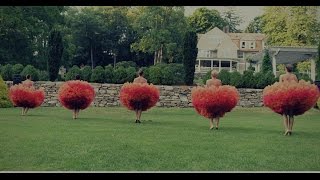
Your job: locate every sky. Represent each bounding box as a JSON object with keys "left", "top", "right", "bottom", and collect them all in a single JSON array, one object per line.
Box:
[{"left": 184, "top": 6, "right": 265, "bottom": 31}]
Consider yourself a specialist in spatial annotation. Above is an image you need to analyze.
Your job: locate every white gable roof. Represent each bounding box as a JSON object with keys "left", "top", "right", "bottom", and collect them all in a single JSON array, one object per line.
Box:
[{"left": 197, "top": 27, "right": 231, "bottom": 50}]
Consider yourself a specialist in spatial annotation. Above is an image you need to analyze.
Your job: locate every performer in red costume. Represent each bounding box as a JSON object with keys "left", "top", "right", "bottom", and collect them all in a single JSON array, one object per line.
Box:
[
  {"left": 58, "top": 74, "right": 95, "bottom": 119},
  {"left": 263, "top": 64, "right": 320, "bottom": 136},
  {"left": 192, "top": 70, "right": 239, "bottom": 130},
  {"left": 9, "top": 75, "right": 45, "bottom": 116},
  {"left": 120, "top": 69, "right": 160, "bottom": 123}
]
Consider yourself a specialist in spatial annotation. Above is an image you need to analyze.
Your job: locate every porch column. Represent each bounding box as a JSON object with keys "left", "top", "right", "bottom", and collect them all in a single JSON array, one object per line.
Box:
[
  {"left": 229, "top": 61, "right": 232, "bottom": 72},
  {"left": 311, "top": 58, "right": 316, "bottom": 81},
  {"left": 198, "top": 59, "right": 201, "bottom": 72},
  {"left": 272, "top": 56, "right": 277, "bottom": 77},
  {"left": 237, "top": 62, "right": 239, "bottom": 72},
  {"left": 219, "top": 60, "right": 221, "bottom": 72},
  {"left": 211, "top": 60, "right": 213, "bottom": 70}
]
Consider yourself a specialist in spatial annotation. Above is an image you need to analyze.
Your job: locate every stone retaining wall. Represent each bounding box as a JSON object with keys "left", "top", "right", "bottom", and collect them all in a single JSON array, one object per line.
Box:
[{"left": 5, "top": 81, "right": 263, "bottom": 108}]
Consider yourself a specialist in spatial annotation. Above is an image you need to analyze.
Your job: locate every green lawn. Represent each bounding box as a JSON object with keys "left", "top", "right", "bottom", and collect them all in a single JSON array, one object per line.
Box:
[{"left": 0, "top": 107, "right": 319, "bottom": 171}]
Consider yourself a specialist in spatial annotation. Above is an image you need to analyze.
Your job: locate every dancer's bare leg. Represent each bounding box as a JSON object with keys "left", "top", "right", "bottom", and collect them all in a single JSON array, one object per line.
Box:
[
  {"left": 215, "top": 118, "right": 220, "bottom": 129},
  {"left": 25, "top": 108, "right": 29, "bottom": 115},
  {"left": 21, "top": 108, "right": 25, "bottom": 116},
  {"left": 135, "top": 110, "right": 139, "bottom": 123},
  {"left": 209, "top": 118, "right": 214, "bottom": 129},
  {"left": 283, "top": 115, "right": 289, "bottom": 135},
  {"left": 289, "top": 115, "right": 294, "bottom": 135},
  {"left": 76, "top": 109, "right": 80, "bottom": 119},
  {"left": 137, "top": 110, "right": 142, "bottom": 123},
  {"left": 72, "top": 109, "right": 76, "bottom": 119}
]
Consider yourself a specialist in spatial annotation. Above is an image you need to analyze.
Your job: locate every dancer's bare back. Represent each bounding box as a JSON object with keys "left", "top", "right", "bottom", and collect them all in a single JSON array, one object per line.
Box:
[
  {"left": 133, "top": 76, "right": 147, "bottom": 84},
  {"left": 206, "top": 78, "right": 222, "bottom": 87},
  {"left": 279, "top": 73, "right": 298, "bottom": 83},
  {"left": 22, "top": 79, "right": 34, "bottom": 88}
]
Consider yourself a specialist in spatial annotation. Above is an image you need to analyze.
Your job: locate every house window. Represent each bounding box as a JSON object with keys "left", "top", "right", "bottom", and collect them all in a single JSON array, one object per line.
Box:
[
  {"left": 241, "top": 41, "right": 246, "bottom": 49},
  {"left": 250, "top": 42, "right": 255, "bottom": 49},
  {"left": 237, "top": 51, "right": 243, "bottom": 58}
]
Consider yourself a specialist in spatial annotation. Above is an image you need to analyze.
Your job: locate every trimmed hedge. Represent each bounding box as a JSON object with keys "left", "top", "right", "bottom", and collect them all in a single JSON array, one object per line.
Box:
[
  {"left": 91, "top": 66, "right": 105, "bottom": 83},
  {"left": 65, "top": 65, "right": 81, "bottom": 81},
  {"left": 21, "top": 65, "right": 39, "bottom": 81},
  {"left": 0, "top": 75, "right": 12, "bottom": 108}
]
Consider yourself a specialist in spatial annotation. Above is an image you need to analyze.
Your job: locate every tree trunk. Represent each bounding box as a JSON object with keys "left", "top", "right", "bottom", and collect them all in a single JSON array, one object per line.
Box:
[
  {"left": 154, "top": 51, "right": 157, "bottom": 65},
  {"left": 159, "top": 44, "right": 163, "bottom": 64}
]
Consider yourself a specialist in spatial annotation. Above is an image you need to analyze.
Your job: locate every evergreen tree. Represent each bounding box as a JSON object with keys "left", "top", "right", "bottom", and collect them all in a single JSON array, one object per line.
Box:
[
  {"left": 48, "top": 30, "right": 64, "bottom": 81},
  {"left": 262, "top": 49, "right": 273, "bottom": 73},
  {"left": 182, "top": 31, "right": 198, "bottom": 85}
]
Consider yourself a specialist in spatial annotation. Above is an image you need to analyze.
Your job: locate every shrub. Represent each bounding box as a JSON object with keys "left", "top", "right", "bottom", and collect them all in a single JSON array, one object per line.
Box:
[
  {"left": 113, "top": 66, "right": 128, "bottom": 84},
  {"left": 12, "top": 64, "right": 24, "bottom": 75},
  {"left": 218, "top": 69, "right": 230, "bottom": 85},
  {"left": 104, "top": 65, "right": 114, "bottom": 83},
  {"left": 161, "top": 63, "right": 185, "bottom": 85},
  {"left": 0, "top": 64, "right": 13, "bottom": 81},
  {"left": 148, "top": 65, "right": 162, "bottom": 85},
  {"left": 65, "top": 65, "right": 81, "bottom": 81},
  {"left": 21, "top": 65, "right": 39, "bottom": 81},
  {"left": 38, "top": 70, "right": 49, "bottom": 81},
  {"left": 126, "top": 67, "right": 136, "bottom": 82},
  {"left": 229, "top": 71, "right": 242, "bottom": 88},
  {"left": 241, "top": 70, "right": 255, "bottom": 88},
  {"left": 91, "top": 66, "right": 105, "bottom": 83},
  {"left": 140, "top": 67, "right": 149, "bottom": 80},
  {"left": 202, "top": 70, "right": 212, "bottom": 84},
  {"left": 115, "top": 61, "right": 137, "bottom": 69},
  {"left": 0, "top": 75, "right": 13, "bottom": 108},
  {"left": 57, "top": 74, "right": 65, "bottom": 81},
  {"left": 81, "top": 66, "right": 92, "bottom": 82},
  {"left": 255, "top": 71, "right": 276, "bottom": 89},
  {"left": 298, "top": 73, "right": 313, "bottom": 83}
]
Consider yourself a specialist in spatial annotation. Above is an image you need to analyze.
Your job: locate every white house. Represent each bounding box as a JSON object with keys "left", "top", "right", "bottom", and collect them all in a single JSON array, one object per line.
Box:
[{"left": 196, "top": 27, "right": 266, "bottom": 74}]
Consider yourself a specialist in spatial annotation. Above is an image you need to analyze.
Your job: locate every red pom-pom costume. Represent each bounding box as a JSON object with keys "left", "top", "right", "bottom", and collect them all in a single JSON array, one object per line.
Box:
[
  {"left": 120, "top": 83, "right": 160, "bottom": 111},
  {"left": 9, "top": 84, "right": 45, "bottom": 108},
  {"left": 58, "top": 80, "right": 95, "bottom": 110},
  {"left": 192, "top": 85, "right": 239, "bottom": 119},
  {"left": 263, "top": 80, "right": 320, "bottom": 116}
]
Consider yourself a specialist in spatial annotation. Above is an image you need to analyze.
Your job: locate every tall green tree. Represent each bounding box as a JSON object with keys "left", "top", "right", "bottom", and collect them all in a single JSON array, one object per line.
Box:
[
  {"left": 48, "top": 30, "right": 64, "bottom": 81},
  {"left": 0, "top": 6, "right": 66, "bottom": 69},
  {"left": 183, "top": 31, "right": 198, "bottom": 85},
  {"left": 245, "top": 16, "right": 265, "bottom": 33},
  {"left": 130, "top": 6, "right": 187, "bottom": 65},
  {"left": 187, "top": 7, "right": 226, "bottom": 34},
  {"left": 262, "top": 49, "right": 272, "bottom": 73},
  {"left": 262, "top": 6, "right": 320, "bottom": 46},
  {"left": 222, "top": 7, "right": 243, "bottom": 33}
]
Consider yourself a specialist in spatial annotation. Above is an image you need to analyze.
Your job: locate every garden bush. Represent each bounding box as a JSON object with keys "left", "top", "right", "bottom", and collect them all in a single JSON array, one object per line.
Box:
[
  {"left": 21, "top": 65, "right": 39, "bottom": 81},
  {"left": 113, "top": 66, "right": 128, "bottom": 84},
  {"left": 148, "top": 65, "right": 163, "bottom": 85},
  {"left": 105, "top": 65, "right": 114, "bottom": 83},
  {"left": 81, "top": 66, "right": 92, "bottom": 82},
  {"left": 240, "top": 70, "right": 255, "bottom": 88},
  {"left": 218, "top": 69, "right": 230, "bottom": 85},
  {"left": 0, "top": 75, "right": 12, "bottom": 108},
  {"left": 65, "top": 65, "right": 81, "bottom": 81},
  {"left": 115, "top": 61, "right": 137, "bottom": 69},
  {"left": 38, "top": 70, "right": 49, "bottom": 81},
  {"left": 229, "top": 71, "right": 242, "bottom": 88},
  {"left": 0, "top": 64, "right": 13, "bottom": 81},
  {"left": 161, "top": 63, "right": 185, "bottom": 85},
  {"left": 91, "top": 66, "right": 105, "bottom": 83},
  {"left": 126, "top": 67, "right": 136, "bottom": 83},
  {"left": 12, "top": 64, "right": 24, "bottom": 75},
  {"left": 259, "top": 71, "right": 276, "bottom": 89}
]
